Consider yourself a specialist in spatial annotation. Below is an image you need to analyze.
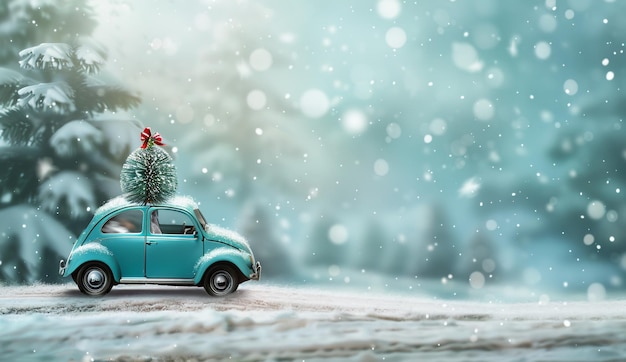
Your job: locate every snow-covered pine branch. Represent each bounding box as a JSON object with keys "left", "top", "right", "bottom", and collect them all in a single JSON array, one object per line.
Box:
[
  {"left": 75, "top": 42, "right": 106, "bottom": 74},
  {"left": 49, "top": 120, "right": 102, "bottom": 157},
  {"left": 17, "top": 81, "right": 75, "bottom": 113},
  {"left": 18, "top": 41, "right": 109, "bottom": 74},
  {"left": 18, "top": 43, "right": 74, "bottom": 71},
  {"left": 0, "top": 69, "right": 34, "bottom": 107},
  {"left": 38, "top": 171, "right": 97, "bottom": 220},
  {"left": 0, "top": 68, "right": 26, "bottom": 83}
]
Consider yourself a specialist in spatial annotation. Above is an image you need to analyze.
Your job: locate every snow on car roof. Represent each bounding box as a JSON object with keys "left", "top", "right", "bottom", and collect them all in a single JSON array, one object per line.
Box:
[
  {"left": 167, "top": 195, "right": 198, "bottom": 210},
  {"left": 95, "top": 195, "right": 199, "bottom": 215},
  {"left": 95, "top": 196, "right": 134, "bottom": 215}
]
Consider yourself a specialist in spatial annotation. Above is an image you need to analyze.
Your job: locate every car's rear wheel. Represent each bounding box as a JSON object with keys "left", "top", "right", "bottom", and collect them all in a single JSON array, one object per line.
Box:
[
  {"left": 77, "top": 262, "right": 113, "bottom": 296},
  {"left": 203, "top": 264, "right": 238, "bottom": 296}
]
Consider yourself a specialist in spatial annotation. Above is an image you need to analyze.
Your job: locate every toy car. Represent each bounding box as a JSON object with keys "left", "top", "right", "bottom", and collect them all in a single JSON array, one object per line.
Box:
[{"left": 59, "top": 196, "right": 261, "bottom": 296}]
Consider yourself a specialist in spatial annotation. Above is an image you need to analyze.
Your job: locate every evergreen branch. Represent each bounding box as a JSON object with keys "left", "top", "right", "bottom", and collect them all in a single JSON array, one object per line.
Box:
[
  {"left": 0, "top": 81, "right": 22, "bottom": 108},
  {"left": 17, "top": 82, "right": 76, "bottom": 114},
  {"left": 0, "top": 146, "right": 40, "bottom": 204},
  {"left": 76, "top": 85, "right": 141, "bottom": 114},
  {"left": 0, "top": 108, "right": 34, "bottom": 145},
  {"left": 78, "top": 60, "right": 102, "bottom": 75},
  {"left": 0, "top": 69, "right": 35, "bottom": 108},
  {"left": 18, "top": 43, "right": 74, "bottom": 71},
  {"left": 75, "top": 42, "right": 106, "bottom": 75}
]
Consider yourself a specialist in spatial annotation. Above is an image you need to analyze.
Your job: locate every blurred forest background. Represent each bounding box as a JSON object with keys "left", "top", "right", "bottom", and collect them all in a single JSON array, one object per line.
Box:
[{"left": 1, "top": 0, "right": 626, "bottom": 300}]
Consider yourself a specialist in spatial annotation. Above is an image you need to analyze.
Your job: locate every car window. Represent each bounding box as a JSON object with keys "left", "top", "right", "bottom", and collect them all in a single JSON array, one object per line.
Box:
[
  {"left": 101, "top": 209, "right": 143, "bottom": 234},
  {"left": 150, "top": 209, "right": 196, "bottom": 235}
]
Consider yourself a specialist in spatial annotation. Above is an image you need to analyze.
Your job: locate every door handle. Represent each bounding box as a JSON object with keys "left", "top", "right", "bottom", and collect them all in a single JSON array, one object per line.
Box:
[{"left": 146, "top": 241, "right": 158, "bottom": 245}]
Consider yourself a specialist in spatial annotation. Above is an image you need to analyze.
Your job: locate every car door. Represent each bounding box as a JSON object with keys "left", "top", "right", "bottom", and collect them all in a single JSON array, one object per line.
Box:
[
  {"left": 99, "top": 208, "right": 145, "bottom": 278},
  {"left": 145, "top": 207, "right": 203, "bottom": 279}
]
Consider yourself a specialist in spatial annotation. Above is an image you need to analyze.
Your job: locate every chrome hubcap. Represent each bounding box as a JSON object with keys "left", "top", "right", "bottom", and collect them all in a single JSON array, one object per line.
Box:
[
  {"left": 86, "top": 269, "right": 104, "bottom": 289},
  {"left": 215, "top": 275, "right": 228, "bottom": 289},
  {"left": 212, "top": 272, "right": 232, "bottom": 292}
]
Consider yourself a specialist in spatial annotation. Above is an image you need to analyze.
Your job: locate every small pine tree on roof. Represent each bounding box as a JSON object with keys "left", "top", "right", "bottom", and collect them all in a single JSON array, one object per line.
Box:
[{"left": 120, "top": 127, "right": 177, "bottom": 204}]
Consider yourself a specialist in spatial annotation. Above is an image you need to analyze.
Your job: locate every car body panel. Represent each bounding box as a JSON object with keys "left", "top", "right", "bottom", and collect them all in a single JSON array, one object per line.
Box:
[
  {"left": 145, "top": 233, "right": 202, "bottom": 278},
  {"left": 64, "top": 242, "right": 122, "bottom": 281},
  {"left": 60, "top": 196, "right": 260, "bottom": 292},
  {"left": 193, "top": 247, "right": 255, "bottom": 285}
]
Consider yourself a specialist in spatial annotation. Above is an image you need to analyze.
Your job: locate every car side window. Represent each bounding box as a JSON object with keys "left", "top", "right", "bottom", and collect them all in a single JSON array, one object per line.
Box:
[
  {"left": 102, "top": 210, "right": 143, "bottom": 234},
  {"left": 150, "top": 209, "right": 196, "bottom": 235}
]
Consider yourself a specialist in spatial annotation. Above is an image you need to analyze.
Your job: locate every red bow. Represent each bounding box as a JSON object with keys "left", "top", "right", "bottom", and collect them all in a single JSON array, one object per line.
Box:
[{"left": 140, "top": 127, "right": 165, "bottom": 149}]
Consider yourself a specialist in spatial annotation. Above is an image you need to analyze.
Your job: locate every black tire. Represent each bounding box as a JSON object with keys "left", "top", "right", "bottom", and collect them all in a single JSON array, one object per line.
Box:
[
  {"left": 203, "top": 264, "right": 239, "bottom": 296},
  {"left": 77, "top": 262, "right": 113, "bottom": 296}
]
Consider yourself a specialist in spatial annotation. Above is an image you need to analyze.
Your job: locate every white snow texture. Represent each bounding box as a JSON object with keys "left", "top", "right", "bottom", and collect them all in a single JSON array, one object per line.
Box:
[{"left": 1, "top": 283, "right": 625, "bottom": 362}]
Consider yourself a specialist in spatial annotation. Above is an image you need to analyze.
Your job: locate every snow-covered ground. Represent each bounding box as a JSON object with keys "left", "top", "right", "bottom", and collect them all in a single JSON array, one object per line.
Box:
[{"left": 1, "top": 283, "right": 626, "bottom": 362}]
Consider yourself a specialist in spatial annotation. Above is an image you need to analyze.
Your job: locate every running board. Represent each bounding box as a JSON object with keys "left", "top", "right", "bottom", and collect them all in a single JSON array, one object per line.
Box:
[{"left": 119, "top": 277, "right": 196, "bottom": 285}]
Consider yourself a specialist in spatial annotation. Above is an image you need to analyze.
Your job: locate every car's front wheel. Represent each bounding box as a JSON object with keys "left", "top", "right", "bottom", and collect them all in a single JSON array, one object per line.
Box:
[
  {"left": 203, "top": 264, "right": 238, "bottom": 296},
  {"left": 77, "top": 262, "right": 113, "bottom": 296}
]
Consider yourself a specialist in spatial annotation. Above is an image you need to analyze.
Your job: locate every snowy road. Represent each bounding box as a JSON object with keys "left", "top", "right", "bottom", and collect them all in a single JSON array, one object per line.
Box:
[{"left": 1, "top": 283, "right": 626, "bottom": 362}]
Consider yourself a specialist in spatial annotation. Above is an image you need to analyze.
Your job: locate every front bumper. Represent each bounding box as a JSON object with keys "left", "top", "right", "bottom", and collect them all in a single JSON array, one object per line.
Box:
[
  {"left": 249, "top": 261, "right": 262, "bottom": 280},
  {"left": 59, "top": 259, "right": 66, "bottom": 276}
]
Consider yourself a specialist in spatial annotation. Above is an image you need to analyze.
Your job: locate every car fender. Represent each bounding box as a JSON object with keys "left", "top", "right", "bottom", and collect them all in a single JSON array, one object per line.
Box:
[
  {"left": 64, "top": 243, "right": 122, "bottom": 282},
  {"left": 194, "top": 247, "right": 252, "bottom": 285}
]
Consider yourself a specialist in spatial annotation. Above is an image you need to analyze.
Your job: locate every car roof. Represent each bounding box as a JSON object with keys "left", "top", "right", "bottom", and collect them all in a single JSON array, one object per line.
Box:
[{"left": 94, "top": 195, "right": 199, "bottom": 217}]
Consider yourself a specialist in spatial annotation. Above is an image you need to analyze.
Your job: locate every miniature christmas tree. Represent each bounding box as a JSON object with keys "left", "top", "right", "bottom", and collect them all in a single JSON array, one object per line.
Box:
[{"left": 120, "top": 127, "right": 177, "bottom": 204}]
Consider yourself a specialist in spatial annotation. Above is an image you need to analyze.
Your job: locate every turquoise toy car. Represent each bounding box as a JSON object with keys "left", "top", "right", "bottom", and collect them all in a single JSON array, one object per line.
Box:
[{"left": 59, "top": 196, "right": 261, "bottom": 296}]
